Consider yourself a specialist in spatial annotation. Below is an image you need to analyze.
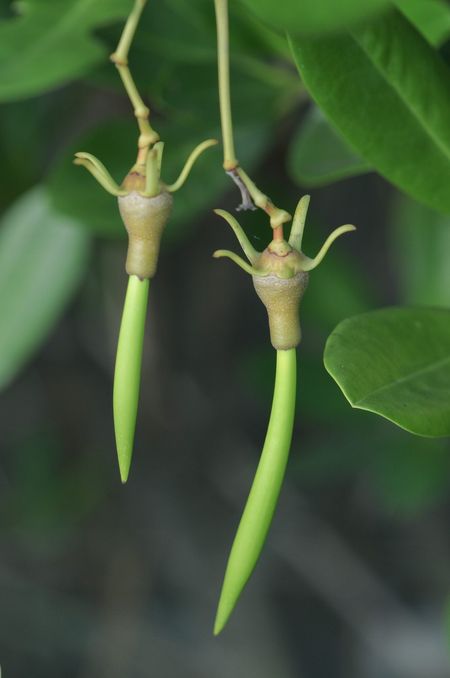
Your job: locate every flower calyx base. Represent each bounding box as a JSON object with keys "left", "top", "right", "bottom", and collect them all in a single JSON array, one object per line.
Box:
[{"left": 213, "top": 196, "right": 356, "bottom": 349}]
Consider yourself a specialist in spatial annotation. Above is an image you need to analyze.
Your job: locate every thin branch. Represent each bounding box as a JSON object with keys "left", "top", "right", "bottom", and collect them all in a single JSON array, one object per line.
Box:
[{"left": 110, "top": 0, "right": 159, "bottom": 164}]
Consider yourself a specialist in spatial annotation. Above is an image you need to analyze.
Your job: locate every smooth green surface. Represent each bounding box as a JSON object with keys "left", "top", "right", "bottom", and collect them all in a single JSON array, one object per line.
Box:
[
  {"left": 289, "top": 10, "right": 450, "bottom": 215},
  {"left": 395, "top": 0, "right": 450, "bottom": 46},
  {"left": 0, "top": 187, "right": 90, "bottom": 390},
  {"left": 241, "top": 0, "right": 389, "bottom": 36},
  {"left": 324, "top": 307, "right": 450, "bottom": 437},
  {"left": 288, "top": 106, "right": 370, "bottom": 188},
  {"left": 390, "top": 195, "right": 450, "bottom": 307},
  {"left": 0, "top": 0, "right": 130, "bottom": 101},
  {"left": 113, "top": 275, "right": 149, "bottom": 483},
  {"left": 214, "top": 348, "right": 297, "bottom": 634}
]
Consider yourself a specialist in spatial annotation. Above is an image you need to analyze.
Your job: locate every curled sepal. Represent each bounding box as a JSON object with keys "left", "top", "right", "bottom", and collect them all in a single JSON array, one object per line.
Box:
[
  {"left": 300, "top": 224, "right": 356, "bottom": 271},
  {"left": 213, "top": 249, "right": 263, "bottom": 276},
  {"left": 113, "top": 275, "right": 149, "bottom": 483},
  {"left": 164, "top": 139, "right": 218, "bottom": 192},
  {"left": 214, "top": 209, "right": 258, "bottom": 263},
  {"left": 288, "top": 194, "right": 310, "bottom": 252},
  {"left": 74, "top": 152, "right": 127, "bottom": 196},
  {"left": 212, "top": 196, "right": 355, "bottom": 349},
  {"left": 214, "top": 348, "right": 297, "bottom": 634}
]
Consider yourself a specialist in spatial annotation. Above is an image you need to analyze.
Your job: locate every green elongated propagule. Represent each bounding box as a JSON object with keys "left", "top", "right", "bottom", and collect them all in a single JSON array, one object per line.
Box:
[
  {"left": 212, "top": 202, "right": 355, "bottom": 634},
  {"left": 74, "top": 0, "right": 217, "bottom": 481},
  {"left": 214, "top": 348, "right": 296, "bottom": 634},
  {"left": 113, "top": 275, "right": 149, "bottom": 483},
  {"left": 212, "top": 0, "right": 356, "bottom": 633}
]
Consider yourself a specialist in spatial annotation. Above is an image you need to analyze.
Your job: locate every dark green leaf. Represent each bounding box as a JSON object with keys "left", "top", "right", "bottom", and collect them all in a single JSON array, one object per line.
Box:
[
  {"left": 0, "top": 187, "right": 91, "bottom": 389},
  {"left": 288, "top": 105, "right": 370, "bottom": 187},
  {"left": 241, "top": 0, "right": 390, "bottom": 36},
  {"left": 324, "top": 307, "right": 450, "bottom": 437},
  {"left": 289, "top": 10, "right": 450, "bottom": 214},
  {"left": 0, "top": 0, "right": 130, "bottom": 101},
  {"left": 390, "top": 195, "right": 450, "bottom": 307}
]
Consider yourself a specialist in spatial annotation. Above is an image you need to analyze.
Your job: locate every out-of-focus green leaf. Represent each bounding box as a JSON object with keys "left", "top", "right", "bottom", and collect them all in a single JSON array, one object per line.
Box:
[
  {"left": 0, "top": 95, "right": 70, "bottom": 206},
  {"left": 301, "top": 243, "right": 374, "bottom": 332},
  {"left": 289, "top": 10, "right": 450, "bottom": 215},
  {"left": 395, "top": 0, "right": 450, "bottom": 46},
  {"left": 241, "top": 0, "right": 390, "bottom": 36},
  {"left": 371, "top": 432, "right": 450, "bottom": 515},
  {"left": 294, "top": 422, "right": 450, "bottom": 516},
  {"left": 2, "top": 431, "right": 104, "bottom": 534},
  {"left": 288, "top": 106, "right": 370, "bottom": 187},
  {"left": 390, "top": 196, "right": 450, "bottom": 307},
  {"left": 0, "top": 0, "right": 130, "bottom": 101},
  {"left": 93, "top": 0, "right": 295, "bottom": 115},
  {"left": 49, "top": 121, "right": 136, "bottom": 239},
  {"left": 324, "top": 307, "right": 450, "bottom": 437},
  {"left": 136, "top": 0, "right": 284, "bottom": 62},
  {"left": 0, "top": 187, "right": 91, "bottom": 389},
  {"left": 165, "top": 122, "right": 270, "bottom": 243}
]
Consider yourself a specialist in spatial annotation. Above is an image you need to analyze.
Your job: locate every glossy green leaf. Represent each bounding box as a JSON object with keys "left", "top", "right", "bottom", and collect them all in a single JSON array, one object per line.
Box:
[
  {"left": 390, "top": 195, "right": 450, "bottom": 307},
  {"left": 324, "top": 307, "right": 450, "bottom": 437},
  {"left": 288, "top": 106, "right": 370, "bottom": 187},
  {"left": 290, "top": 10, "right": 450, "bottom": 214},
  {"left": 241, "top": 0, "right": 390, "bottom": 36},
  {"left": 0, "top": 0, "right": 130, "bottom": 101},
  {"left": 394, "top": 0, "right": 450, "bottom": 46},
  {"left": 0, "top": 187, "right": 91, "bottom": 389}
]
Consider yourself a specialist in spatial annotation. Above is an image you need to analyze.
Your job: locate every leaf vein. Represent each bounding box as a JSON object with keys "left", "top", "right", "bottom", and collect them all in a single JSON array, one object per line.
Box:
[{"left": 355, "top": 354, "right": 450, "bottom": 405}]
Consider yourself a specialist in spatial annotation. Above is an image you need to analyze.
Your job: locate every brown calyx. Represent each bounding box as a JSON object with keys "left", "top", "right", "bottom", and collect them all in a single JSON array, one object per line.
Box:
[
  {"left": 252, "top": 243, "right": 309, "bottom": 350},
  {"left": 118, "top": 189, "right": 173, "bottom": 279}
]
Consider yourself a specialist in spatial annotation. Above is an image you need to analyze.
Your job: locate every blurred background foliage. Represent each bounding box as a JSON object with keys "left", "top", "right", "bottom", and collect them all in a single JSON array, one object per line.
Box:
[{"left": 0, "top": 0, "right": 449, "bottom": 676}]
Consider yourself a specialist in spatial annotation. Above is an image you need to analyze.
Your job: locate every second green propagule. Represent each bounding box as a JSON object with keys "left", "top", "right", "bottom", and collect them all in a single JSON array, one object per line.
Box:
[
  {"left": 212, "top": 0, "right": 355, "bottom": 634},
  {"left": 74, "top": 0, "right": 216, "bottom": 482},
  {"left": 213, "top": 199, "right": 355, "bottom": 634}
]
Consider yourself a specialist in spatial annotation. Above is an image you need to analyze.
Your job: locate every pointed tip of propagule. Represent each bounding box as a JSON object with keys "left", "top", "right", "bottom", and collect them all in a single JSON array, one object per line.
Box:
[
  {"left": 213, "top": 594, "right": 234, "bottom": 636},
  {"left": 118, "top": 454, "right": 131, "bottom": 484},
  {"left": 213, "top": 615, "right": 224, "bottom": 636}
]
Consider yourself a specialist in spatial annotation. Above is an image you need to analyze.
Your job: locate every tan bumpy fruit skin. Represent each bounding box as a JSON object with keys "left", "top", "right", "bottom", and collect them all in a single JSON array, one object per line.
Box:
[
  {"left": 252, "top": 245, "right": 308, "bottom": 350},
  {"left": 118, "top": 189, "right": 173, "bottom": 280},
  {"left": 253, "top": 271, "right": 309, "bottom": 350}
]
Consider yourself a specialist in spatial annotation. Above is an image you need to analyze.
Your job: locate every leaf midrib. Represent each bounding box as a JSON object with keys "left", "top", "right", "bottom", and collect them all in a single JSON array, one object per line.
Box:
[
  {"left": 355, "top": 353, "right": 450, "bottom": 405},
  {"left": 350, "top": 28, "right": 450, "bottom": 164}
]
